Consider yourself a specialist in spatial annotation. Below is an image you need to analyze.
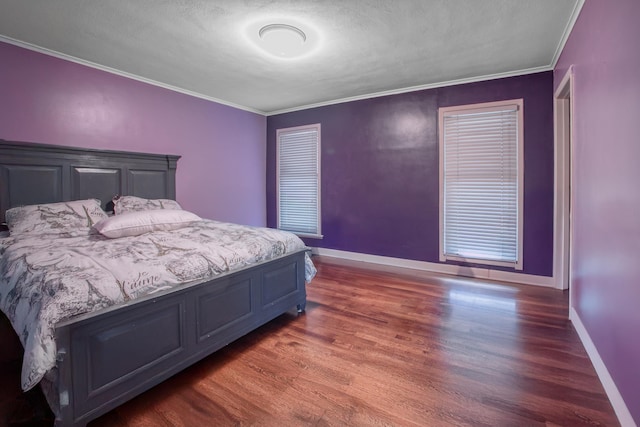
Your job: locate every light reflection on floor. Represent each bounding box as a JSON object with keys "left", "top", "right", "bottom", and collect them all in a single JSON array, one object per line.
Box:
[{"left": 447, "top": 288, "right": 517, "bottom": 313}]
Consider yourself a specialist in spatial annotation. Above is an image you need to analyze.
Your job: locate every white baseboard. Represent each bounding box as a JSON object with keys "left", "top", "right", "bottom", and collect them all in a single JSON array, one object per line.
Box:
[
  {"left": 570, "top": 307, "right": 636, "bottom": 427},
  {"left": 311, "top": 247, "right": 556, "bottom": 288}
]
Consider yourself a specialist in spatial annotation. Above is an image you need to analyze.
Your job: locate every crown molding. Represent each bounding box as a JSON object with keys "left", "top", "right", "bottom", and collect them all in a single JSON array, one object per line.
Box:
[
  {"left": 266, "top": 65, "right": 552, "bottom": 116},
  {"left": 549, "top": 0, "right": 585, "bottom": 68},
  {"left": 0, "top": 35, "right": 266, "bottom": 116}
]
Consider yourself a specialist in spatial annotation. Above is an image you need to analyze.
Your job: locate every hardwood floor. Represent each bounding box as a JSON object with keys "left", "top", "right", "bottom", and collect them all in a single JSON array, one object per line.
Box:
[{"left": 1, "top": 256, "right": 620, "bottom": 426}]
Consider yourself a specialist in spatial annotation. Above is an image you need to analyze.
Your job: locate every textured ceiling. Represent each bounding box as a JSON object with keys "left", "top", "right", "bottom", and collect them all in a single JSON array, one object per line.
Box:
[{"left": 0, "top": 0, "right": 582, "bottom": 114}]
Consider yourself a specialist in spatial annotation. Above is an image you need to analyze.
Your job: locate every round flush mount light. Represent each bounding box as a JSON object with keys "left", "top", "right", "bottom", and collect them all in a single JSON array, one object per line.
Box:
[
  {"left": 245, "top": 18, "right": 320, "bottom": 60},
  {"left": 258, "top": 23, "right": 307, "bottom": 58}
]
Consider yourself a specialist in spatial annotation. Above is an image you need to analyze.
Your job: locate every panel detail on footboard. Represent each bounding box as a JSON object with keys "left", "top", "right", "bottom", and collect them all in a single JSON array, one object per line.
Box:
[
  {"left": 195, "top": 275, "right": 254, "bottom": 343},
  {"left": 262, "top": 262, "right": 298, "bottom": 306},
  {"left": 67, "top": 297, "right": 187, "bottom": 419},
  {"left": 88, "top": 304, "right": 184, "bottom": 392},
  {"left": 261, "top": 256, "right": 306, "bottom": 316}
]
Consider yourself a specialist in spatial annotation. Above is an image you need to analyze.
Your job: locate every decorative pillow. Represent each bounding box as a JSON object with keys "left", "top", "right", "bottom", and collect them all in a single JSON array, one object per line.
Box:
[
  {"left": 113, "top": 196, "right": 182, "bottom": 215},
  {"left": 93, "top": 209, "right": 200, "bottom": 238},
  {"left": 5, "top": 199, "right": 108, "bottom": 235}
]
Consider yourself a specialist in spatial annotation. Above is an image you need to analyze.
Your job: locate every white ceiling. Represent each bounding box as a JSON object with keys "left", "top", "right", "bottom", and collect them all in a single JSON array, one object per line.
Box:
[{"left": 0, "top": 0, "right": 582, "bottom": 115}]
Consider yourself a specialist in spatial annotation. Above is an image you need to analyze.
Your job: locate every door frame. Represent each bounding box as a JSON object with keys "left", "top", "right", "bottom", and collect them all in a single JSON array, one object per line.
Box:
[{"left": 553, "top": 66, "right": 574, "bottom": 303}]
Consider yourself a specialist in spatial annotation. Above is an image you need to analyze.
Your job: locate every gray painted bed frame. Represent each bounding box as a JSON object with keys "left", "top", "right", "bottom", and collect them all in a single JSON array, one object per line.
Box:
[{"left": 0, "top": 140, "right": 307, "bottom": 426}]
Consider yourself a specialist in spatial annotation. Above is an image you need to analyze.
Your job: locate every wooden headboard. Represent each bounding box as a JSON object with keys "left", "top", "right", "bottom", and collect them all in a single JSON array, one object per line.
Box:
[{"left": 0, "top": 140, "right": 181, "bottom": 226}]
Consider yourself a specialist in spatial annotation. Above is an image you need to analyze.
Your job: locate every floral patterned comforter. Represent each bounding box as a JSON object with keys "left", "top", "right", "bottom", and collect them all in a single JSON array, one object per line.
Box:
[{"left": 0, "top": 220, "right": 316, "bottom": 391}]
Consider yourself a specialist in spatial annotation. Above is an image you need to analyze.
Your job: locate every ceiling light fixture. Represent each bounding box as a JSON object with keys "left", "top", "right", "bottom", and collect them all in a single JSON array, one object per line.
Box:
[{"left": 258, "top": 23, "right": 307, "bottom": 58}]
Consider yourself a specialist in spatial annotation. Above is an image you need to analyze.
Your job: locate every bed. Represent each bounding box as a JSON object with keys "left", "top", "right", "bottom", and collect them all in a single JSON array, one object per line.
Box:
[{"left": 0, "top": 140, "right": 314, "bottom": 426}]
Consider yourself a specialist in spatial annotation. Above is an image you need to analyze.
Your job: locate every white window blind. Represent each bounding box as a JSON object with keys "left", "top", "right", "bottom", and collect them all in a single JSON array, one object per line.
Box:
[
  {"left": 439, "top": 100, "right": 523, "bottom": 269},
  {"left": 277, "top": 124, "right": 321, "bottom": 237}
]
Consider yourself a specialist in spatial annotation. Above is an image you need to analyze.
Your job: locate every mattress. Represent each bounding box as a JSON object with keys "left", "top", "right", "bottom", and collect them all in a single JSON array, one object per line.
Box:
[{"left": 0, "top": 219, "right": 316, "bottom": 392}]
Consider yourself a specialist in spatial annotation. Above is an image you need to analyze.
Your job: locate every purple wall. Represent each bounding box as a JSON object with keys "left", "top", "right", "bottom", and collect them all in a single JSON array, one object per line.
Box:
[
  {"left": 555, "top": 1, "right": 640, "bottom": 423},
  {"left": 267, "top": 72, "right": 554, "bottom": 277},
  {"left": 0, "top": 41, "right": 267, "bottom": 226}
]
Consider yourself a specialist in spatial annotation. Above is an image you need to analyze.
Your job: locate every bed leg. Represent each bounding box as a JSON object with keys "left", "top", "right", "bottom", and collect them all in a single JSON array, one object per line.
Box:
[{"left": 297, "top": 303, "right": 306, "bottom": 313}]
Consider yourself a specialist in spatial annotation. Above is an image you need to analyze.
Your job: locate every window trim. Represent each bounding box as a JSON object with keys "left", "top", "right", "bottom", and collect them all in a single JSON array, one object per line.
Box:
[
  {"left": 438, "top": 99, "right": 524, "bottom": 270},
  {"left": 276, "top": 123, "right": 322, "bottom": 239}
]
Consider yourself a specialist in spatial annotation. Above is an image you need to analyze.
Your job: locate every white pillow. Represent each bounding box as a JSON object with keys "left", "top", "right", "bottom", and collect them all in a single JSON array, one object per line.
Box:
[
  {"left": 93, "top": 209, "right": 201, "bottom": 238},
  {"left": 113, "top": 196, "right": 182, "bottom": 215}
]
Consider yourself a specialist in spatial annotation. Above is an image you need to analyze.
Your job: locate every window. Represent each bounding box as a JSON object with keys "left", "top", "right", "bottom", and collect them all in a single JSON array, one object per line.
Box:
[
  {"left": 439, "top": 99, "right": 523, "bottom": 269},
  {"left": 277, "top": 124, "right": 322, "bottom": 238}
]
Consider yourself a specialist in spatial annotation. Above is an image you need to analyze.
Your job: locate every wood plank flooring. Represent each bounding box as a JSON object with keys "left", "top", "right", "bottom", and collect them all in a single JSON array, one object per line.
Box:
[{"left": 1, "top": 256, "right": 620, "bottom": 426}]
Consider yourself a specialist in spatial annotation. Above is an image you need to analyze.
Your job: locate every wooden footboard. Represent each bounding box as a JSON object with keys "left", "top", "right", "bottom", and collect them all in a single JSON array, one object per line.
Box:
[{"left": 54, "top": 250, "right": 307, "bottom": 427}]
